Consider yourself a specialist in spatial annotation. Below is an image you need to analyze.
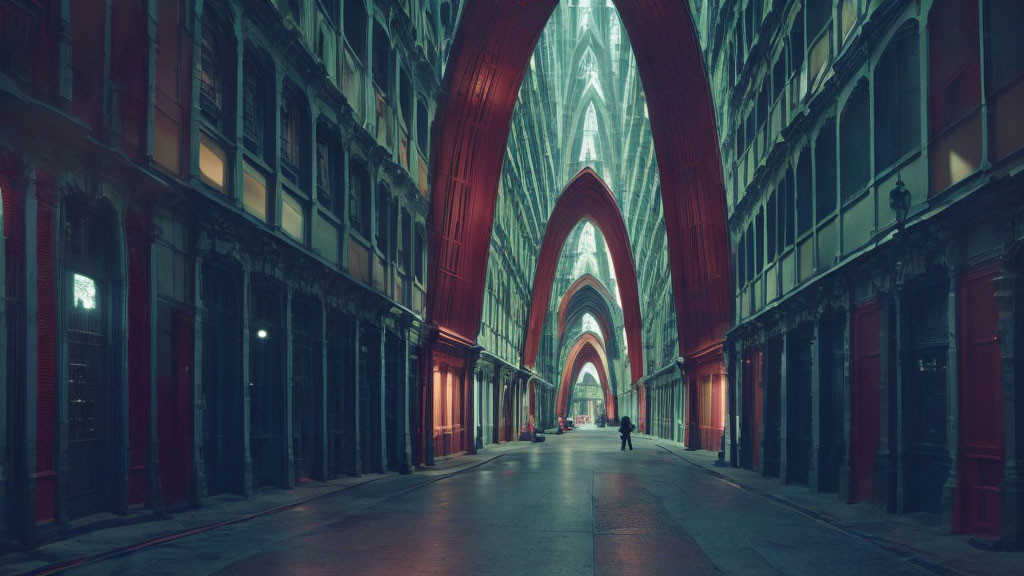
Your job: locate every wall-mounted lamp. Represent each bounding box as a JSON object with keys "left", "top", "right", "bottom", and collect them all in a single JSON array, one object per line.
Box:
[
  {"left": 889, "top": 175, "right": 911, "bottom": 231},
  {"left": 256, "top": 329, "right": 269, "bottom": 339}
]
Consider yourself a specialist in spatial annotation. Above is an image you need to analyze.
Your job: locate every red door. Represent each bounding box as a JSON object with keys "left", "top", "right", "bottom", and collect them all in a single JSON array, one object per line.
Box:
[
  {"left": 159, "top": 310, "right": 193, "bottom": 507},
  {"left": 851, "top": 302, "right": 881, "bottom": 503},
  {"left": 957, "top": 265, "right": 1004, "bottom": 536}
]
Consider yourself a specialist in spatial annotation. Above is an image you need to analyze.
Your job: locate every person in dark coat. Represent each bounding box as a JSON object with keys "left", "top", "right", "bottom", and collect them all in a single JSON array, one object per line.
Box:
[{"left": 618, "top": 416, "right": 635, "bottom": 451}]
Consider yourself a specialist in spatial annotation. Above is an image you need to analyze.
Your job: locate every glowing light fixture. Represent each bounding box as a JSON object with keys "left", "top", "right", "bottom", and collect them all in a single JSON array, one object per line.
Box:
[{"left": 256, "top": 329, "right": 269, "bottom": 339}]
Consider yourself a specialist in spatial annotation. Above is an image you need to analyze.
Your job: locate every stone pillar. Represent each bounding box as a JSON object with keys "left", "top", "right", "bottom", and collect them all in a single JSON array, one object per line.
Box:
[
  {"left": 398, "top": 319, "right": 414, "bottom": 474},
  {"left": 318, "top": 299, "right": 329, "bottom": 481},
  {"left": 995, "top": 272, "right": 1023, "bottom": 547},
  {"left": 779, "top": 331, "right": 790, "bottom": 484},
  {"left": 351, "top": 314, "right": 363, "bottom": 475},
  {"left": 376, "top": 319, "right": 387, "bottom": 473},
  {"left": 810, "top": 322, "right": 822, "bottom": 492},
  {"left": 241, "top": 266, "right": 254, "bottom": 494},
  {"left": 733, "top": 340, "right": 744, "bottom": 468},
  {"left": 941, "top": 271, "right": 960, "bottom": 531},
  {"left": 284, "top": 287, "right": 295, "bottom": 488},
  {"left": 839, "top": 302, "right": 853, "bottom": 502},
  {"left": 192, "top": 253, "right": 207, "bottom": 504},
  {"left": 464, "top": 347, "right": 482, "bottom": 455}
]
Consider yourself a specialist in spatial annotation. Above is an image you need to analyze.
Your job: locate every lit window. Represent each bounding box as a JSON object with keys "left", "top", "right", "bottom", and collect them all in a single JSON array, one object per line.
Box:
[
  {"left": 282, "top": 192, "right": 305, "bottom": 242},
  {"left": 199, "top": 133, "right": 227, "bottom": 191},
  {"left": 582, "top": 313, "right": 601, "bottom": 337},
  {"left": 243, "top": 163, "right": 268, "bottom": 222},
  {"left": 200, "top": 23, "right": 223, "bottom": 114},
  {"left": 73, "top": 274, "right": 98, "bottom": 310}
]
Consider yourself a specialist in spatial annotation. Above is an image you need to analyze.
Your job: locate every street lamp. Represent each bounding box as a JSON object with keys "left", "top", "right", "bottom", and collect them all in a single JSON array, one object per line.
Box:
[
  {"left": 889, "top": 174, "right": 911, "bottom": 231},
  {"left": 889, "top": 175, "right": 911, "bottom": 287}
]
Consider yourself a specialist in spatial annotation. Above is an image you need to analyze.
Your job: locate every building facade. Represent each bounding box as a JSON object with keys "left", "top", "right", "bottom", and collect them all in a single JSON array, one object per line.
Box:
[
  {"left": 694, "top": 0, "right": 1024, "bottom": 544},
  {"left": 0, "top": 0, "right": 466, "bottom": 544}
]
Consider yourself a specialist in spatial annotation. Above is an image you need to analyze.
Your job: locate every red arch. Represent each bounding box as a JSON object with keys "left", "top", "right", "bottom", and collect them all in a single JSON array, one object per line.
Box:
[
  {"left": 522, "top": 168, "right": 644, "bottom": 385},
  {"left": 426, "top": 0, "right": 730, "bottom": 363},
  {"left": 557, "top": 333, "right": 615, "bottom": 421},
  {"left": 557, "top": 275, "right": 618, "bottom": 349}
]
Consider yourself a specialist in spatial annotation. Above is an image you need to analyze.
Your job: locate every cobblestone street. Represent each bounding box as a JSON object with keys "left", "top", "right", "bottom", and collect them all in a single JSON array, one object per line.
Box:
[{"left": 5, "top": 429, "right": 1020, "bottom": 576}]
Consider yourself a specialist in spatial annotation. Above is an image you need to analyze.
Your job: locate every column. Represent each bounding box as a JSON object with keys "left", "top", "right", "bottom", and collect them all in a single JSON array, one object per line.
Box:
[
  {"left": 351, "top": 313, "right": 362, "bottom": 475},
  {"left": 810, "top": 322, "right": 822, "bottom": 491},
  {"left": 398, "top": 320, "right": 413, "bottom": 474},
  {"left": 839, "top": 302, "right": 853, "bottom": 502},
  {"left": 192, "top": 252, "right": 207, "bottom": 502},
  {"left": 779, "top": 331, "right": 790, "bottom": 484},
  {"left": 241, "top": 266, "right": 254, "bottom": 495},
  {"left": 732, "top": 340, "right": 743, "bottom": 468},
  {"left": 995, "top": 272, "right": 1023, "bottom": 546},
  {"left": 941, "top": 271, "right": 960, "bottom": 530},
  {"left": 318, "top": 298, "right": 329, "bottom": 481}
]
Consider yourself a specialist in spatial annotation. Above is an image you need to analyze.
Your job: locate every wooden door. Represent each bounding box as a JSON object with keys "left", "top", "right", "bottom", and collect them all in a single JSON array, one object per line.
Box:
[
  {"left": 851, "top": 302, "right": 881, "bottom": 502},
  {"left": 957, "top": 266, "right": 1004, "bottom": 536},
  {"left": 159, "top": 308, "right": 193, "bottom": 507}
]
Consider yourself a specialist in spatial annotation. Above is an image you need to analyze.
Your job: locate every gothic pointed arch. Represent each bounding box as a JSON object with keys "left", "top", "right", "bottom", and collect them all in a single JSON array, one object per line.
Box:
[{"left": 557, "top": 332, "right": 615, "bottom": 420}]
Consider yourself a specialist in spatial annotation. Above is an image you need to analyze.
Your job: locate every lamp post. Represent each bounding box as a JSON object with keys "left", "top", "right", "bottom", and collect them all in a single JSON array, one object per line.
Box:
[{"left": 889, "top": 175, "right": 911, "bottom": 286}]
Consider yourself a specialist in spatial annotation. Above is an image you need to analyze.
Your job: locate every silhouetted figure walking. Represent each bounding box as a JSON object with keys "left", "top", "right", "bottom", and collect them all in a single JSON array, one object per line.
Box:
[{"left": 619, "top": 416, "right": 635, "bottom": 451}]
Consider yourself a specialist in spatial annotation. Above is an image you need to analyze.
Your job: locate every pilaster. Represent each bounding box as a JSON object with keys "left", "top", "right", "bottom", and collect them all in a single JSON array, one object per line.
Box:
[{"left": 996, "top": 272, "right": 1023, "bottom": 547}]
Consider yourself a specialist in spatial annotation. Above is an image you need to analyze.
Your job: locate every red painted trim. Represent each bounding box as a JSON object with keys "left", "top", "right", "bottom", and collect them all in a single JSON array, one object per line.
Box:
[
  {"left": 850, "top": 300, "right": 881, "bottom": 503},
  {"left": 426, "top": 0, "right": 730, "bottom": 373}
]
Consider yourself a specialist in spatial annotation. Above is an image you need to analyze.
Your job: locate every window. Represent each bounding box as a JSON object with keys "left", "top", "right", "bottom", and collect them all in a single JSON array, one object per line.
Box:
[
  {"left": 373, "top": 24, "right": 390, "bottom": 94},
  {"left": 243, "top": 163, "right": 269, "bottom": 221},
  {"left": 417, "top": 99, "right": 429, "bottom": 153},
  {"left": 766, "top": 191, "right": 777, "bottom": 260},
  {"left": 796, "top": 150, "right": 812, "bottom": 236},
  {"left": 281, "top": 89, "right": 302, "bottom": 174},
  {"left": 243, "top": 53, "right": 265, "bottom": 153},
  {"left": 815, "top": 120, "right": 837, "bottom": 222},
  {"left": 737, "top": 236, "right": 746, "bottom": 287},
  {"left": 874, "top": 23, "right": 920, "bottom": 173},
  {"left": 399, "top": 209, "right": 411, "bottom": 269},
  {"left": 399, "top": 71, "right": 412, "bottom": 126},
  {"left": 349, "top": 161, "right": 370, "bottom": 238},
  {"left": 986, "top": 0, "right": 1024, "bottom": 161},
  {"left": 282, "top": 192, "right": 305, "bottom": 243},
  {"left": 200, "top": 16, "right": 224, "bottom": 119},
  {"left": 376, "top": 187, "right": 389, "bottom": 249},
  {"left": 579, "top": 103, "right": 600, "bottom": 162},
  {"left": 840, "top": 83, "right": 870, "bottom": 201},
  {"left": 929, "top": 0, "right": 982, "bottom": 193},
  {"left": 199, "top": 132, "right": 227, "bottom": 192},
  {"left": 317, "top": 126, "right": 337, "bottom": 213},
  {"left": 344, "top": 0, "right": 367, "bottom": 59},
  {"left": 783, "top": 169, "right": 795, "bottom": 246},
  {"left": 745, "top": 223, "right": 754, "bottom": 282},
  {"left": 755, "top": 208, "right": 764, "bottom": 273},
  {"left": 838, "top": 0, "right": 857, "bottom": 49},
  {"left": 415, "top": 228, "right": 425, "bottom": 283}
]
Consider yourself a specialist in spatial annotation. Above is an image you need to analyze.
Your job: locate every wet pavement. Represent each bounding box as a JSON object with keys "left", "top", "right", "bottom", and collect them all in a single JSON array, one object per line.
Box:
[{"left": 5, "top": 428, "right": 1021, "bottom": 575}]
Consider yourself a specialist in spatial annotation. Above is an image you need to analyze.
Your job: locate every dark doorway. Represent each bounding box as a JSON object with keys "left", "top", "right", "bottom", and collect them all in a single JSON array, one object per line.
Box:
[
  {"left": 384, "top": 329, "right": 402, "bottom": 471},
  {"left": 359, "top": 323, "right": 381, "bottom": 473},
  {"left": 851, "top": 301, "right": 881, "bottom": 503},
  {"left": 157, "top": 305, "right": 193, "bottom": 507},
  {"left": 903, "top": 284, "right": 950, "bottom": 516},
  {"left": 200, "top": 264, "right": 242, "bottom": 496},
  {"left": 327, "top": 311, "right": 355, "bottom": 477},
  {"left": 786, "top": 327, "right": 813, "bottom": 486},
  {"left": 64, "top": 206, "right": 116, "bottom": 519},
  {"left": 250, "top": 282, "right": 286, "bottom": 488},
  {"left": 763, "top": 338, "right": 782, "bottom": 478},
  {"left": 818, "top": 317, "right": 846, "bottom": 493},
  {"left": 741, "top": 347, "right": 763, "bottom": 472},
  {"left": 291, "top": 296, "right": 322, "bottom": 483}
]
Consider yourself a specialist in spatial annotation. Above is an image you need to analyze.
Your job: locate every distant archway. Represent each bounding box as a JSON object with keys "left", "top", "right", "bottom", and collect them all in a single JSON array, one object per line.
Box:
[
  {"left": 425, "top": 0, "right": 730, "bottom": 449},
  {"left": 556, "top": 274, "right": 619, "bottom": 349},
  {"left": 557, "top": 333, "right": 615, "bottom": 421}
]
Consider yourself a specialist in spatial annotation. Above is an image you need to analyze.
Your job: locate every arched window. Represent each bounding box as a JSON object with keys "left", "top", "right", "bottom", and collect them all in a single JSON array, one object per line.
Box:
[
  {"left": 840, "top": 82, "right": 870, "bottom": 202},
  {"left": 316, "top": 124, "right": 338, "bottom": 214},
  {"left": 344, "top": 0, "right": 367, "bottom": 60},
  {"left": 572, "top": 221, "right": 599, "bottom": 278},
  {"left": 415, "top": 226, "right": 425, "bottom": 283},
  {"left": 795, "top": 149, "right": 812, "bottom": 236},
  {"left": 929, "top": 0, "right": 981, "bottom": 193},
  {"left": 766, "top": 190, "right": 777, "bottom": 261},
  {"left": 579, "top": 103, "right": 600, "bottom": 162},
  {"left": 782, "top": 168, "right": 795, "bottom": 247},
  {"left": 200, "top": 13, "right": 224, "bottom": 120},
  {"left": 874, "top": 22, "right": 920, "bottom": 173},
  {"left": 243, "top": 50, "right": 267, "bottom": 154},
  {"left": 581, "top": 313, "right": 601, "bottom": 338},
  {"left": 417, "top": 99, "right": 429, "bottom": 153},
  {"left": 376, "top": 186, "right": 389, "bottom": 249},
  {"left": 815, "top": 119, "right": 837, "bottom": 221},
  {"left": 755, "top": 208, "right": 764, "bottom": 273},
  {"left": 349, "top": 161, "right": 371, "bottom": 238},
  {"left": 838, "top": 0, "right": 857, "bottom": 49},
  {"left": 280, "top": 88, "right": 303, "bottom": 176},
  {"left": 372, "top": 23, "right": 391, "bottom": 95}
]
